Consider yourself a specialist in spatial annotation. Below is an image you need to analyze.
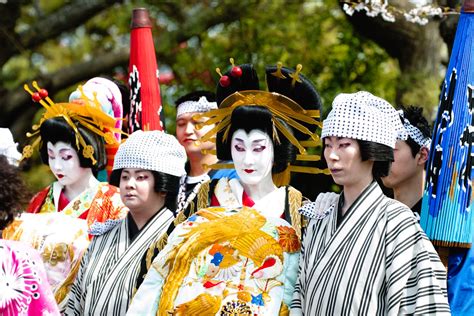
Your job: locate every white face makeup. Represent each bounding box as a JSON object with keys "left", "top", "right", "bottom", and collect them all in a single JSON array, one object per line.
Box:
[
  {"left": 47, "top": 141, "right": 90, "bottom": 187},
  {"left": 119, "top": 168, "right": 160, "bottom": 212},
  {"left": 231, "top": 129, "right": 274, "bottom": 186},
  {"left": 323, "top": 136, "right": 373, "bottom": 188}
]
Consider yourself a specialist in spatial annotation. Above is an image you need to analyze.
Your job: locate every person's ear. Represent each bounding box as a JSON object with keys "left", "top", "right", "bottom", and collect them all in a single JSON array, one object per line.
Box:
[{"left": 417, "top": 147, "right": 429, "bottom": 165}]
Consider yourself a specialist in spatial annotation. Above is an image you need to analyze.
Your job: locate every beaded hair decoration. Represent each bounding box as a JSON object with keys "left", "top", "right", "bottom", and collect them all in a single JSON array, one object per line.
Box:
[
  {"left": 194, "top": 60, "right": 329, "bottom": 176},
  {"left": 22, "top": 81, "right": 123, "bottom": 165}
]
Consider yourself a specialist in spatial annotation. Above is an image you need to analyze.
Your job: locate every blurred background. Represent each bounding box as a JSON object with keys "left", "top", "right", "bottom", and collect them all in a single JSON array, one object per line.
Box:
[{"left": 0, "top": 0, "right": 462, "bottom": 198}]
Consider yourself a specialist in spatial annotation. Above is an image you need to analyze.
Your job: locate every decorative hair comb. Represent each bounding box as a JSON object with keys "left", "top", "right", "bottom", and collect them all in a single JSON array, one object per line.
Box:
[
  {"left": 22, "top": 81, "right": 124, "bottom": 165},
  {"left": 195, "top": 59, "right": 329, "bottom": 176}
]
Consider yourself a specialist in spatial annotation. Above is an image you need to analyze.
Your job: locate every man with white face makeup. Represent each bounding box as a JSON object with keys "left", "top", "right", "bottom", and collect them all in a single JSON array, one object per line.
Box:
[
  {"left": 67, "top": 130, "right": 186, "bottom": 315},
  {"left": 3, "top": 84, "right": 127, "bottom": 310},
  {"left": 128, "top": 62, "right": 325, "bottom": 315},
  {"left": 292, "top": 92, "right": 449, "bottom": 315}
]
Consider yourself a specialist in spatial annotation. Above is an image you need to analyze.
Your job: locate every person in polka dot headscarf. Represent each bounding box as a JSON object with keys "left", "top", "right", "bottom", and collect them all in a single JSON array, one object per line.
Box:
[
  {"left": 292, "top": 92, "right": 450, "bottom": 315},
  {"left": 381, "top": 105, "right": 432, "bottom": 220},
  {"left": 66, "top": 130, "right": 187, "bottom": 315}
]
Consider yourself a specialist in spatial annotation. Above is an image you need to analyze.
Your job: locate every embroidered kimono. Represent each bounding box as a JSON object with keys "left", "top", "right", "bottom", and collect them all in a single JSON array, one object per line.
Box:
[
  {"left": 0, "top": 239, "right": 60, "bottom": 316},
  {"left": 66, "top": 207, "right": 174, "bottom": 315},
  {"left": 26, "top": 182, "right": 127, "bottom": 235},
  {"left": 291, "top": 182, "right": 451, "bottom": 315},
  {"left": 176, "top": 169, "right": 238, "bottom": 218},
  {"left": 127, "top": 206, "right": 301, "bottom": 315},
  {"left": 177, "top": 177, "right": 305, "bottom": 238},
  {"left": 133, "top": 177, "right": 306, "bottom": 292},
  {"left": 3, "top": 182, "right": 127, "bottom": 310}
]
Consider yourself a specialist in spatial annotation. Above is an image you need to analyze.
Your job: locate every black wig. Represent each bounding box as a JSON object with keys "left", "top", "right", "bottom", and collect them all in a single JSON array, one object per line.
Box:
[
  {"left": 214, "top": 63, "right": 321, "bottom": 175},
  {"left": 39, "top": 117, "right": 107, "bottom": 173},
  {"left": 109, "top": 169, "right": 180, "bottom": 212},
  {"left": 357, "top": 140, "right": 394, "bottom": 179}
]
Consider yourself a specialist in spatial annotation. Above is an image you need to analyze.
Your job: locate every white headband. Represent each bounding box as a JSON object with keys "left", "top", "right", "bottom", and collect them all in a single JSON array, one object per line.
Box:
[
  {"left": 0, "top": 128, "right": 22, "bottom": 166},
  {"left": 176, "top": 96, "right": 217, "bottom": 118},
  {"left": 113, "top": 130, "right": 186, "bottom": 177},
  {"left": 398, "top": 110, "right": 432, "bottom": 148},
  {"left": 322, "top": 91, "right": 398, "bottom": 148}
]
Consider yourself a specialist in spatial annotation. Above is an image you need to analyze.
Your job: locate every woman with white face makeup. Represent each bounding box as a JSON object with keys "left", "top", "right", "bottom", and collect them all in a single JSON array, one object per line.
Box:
[
  {"left": 128, "top": 62, "right": 325, "bottom": 315},
  {"left": 3, "top": 83, "right": 127, "bottom": 310},
  {"left": 291, "top": 92, "right": 450, "bottom": 315}
]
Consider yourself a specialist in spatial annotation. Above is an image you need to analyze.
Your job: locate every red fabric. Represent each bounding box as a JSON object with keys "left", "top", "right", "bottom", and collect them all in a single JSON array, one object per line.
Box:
[
  {"left": 211, "top": 194, "right": 220, "bottom": 206},
  {"left": 210, "top": 190, "right": 255, "bottom": 207},
  {"left": 26, "top": 186, "right": 50, "bottom": 214},
  {"left": 241, "top": 191, "right": 255, "bottom": 207},
  {"left": 105, "top": 143, "right": 119, "bottom": 181},
  {"left": 128, "top": 20, "right": 163, "bottom": 132},
  {"left": 57, "top": 191, "right": 69, "bottom": 212},
  {"left": 57, "top": 191, "right": 88, "bottom": 219}
]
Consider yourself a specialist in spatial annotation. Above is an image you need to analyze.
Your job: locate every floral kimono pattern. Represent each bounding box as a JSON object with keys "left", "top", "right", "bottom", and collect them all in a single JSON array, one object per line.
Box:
[
  {"left": 26, "top": 182, "right": 127, "bottom": 235},
  {"left": 3, "top": 183, "right": 127, "bottom": 310},
  {"left": 0, "top": 239, "right": 60, "bottom": 316}
]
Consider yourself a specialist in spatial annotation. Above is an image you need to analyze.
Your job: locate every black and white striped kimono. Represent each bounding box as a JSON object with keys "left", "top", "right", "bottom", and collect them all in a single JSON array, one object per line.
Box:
[
  {"left": 291, "top": 182, "right": 451, "bottom": 315},
  {"left": 66, "top": 208, "right": 174, "bottom": 315}
]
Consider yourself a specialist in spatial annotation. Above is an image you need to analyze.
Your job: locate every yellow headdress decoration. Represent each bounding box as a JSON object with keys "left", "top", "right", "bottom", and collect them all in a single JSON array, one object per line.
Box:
[
  {"left": 22, "top": 81, "right": 124, "bottom": 165},
  {"left": 195, "top": 61, "right": 330, "bottom": 181}
]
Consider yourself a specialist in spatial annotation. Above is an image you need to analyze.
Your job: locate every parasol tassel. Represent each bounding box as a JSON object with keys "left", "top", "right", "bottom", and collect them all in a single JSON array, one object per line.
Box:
[{"left": 128, "top": 8, "right": 164, "bottom": 132}]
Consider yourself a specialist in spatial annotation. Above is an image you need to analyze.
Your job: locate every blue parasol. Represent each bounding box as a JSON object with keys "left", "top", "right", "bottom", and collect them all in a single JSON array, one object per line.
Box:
[{"left": 421, "top": 0, "right": 474, "bottom": 248}]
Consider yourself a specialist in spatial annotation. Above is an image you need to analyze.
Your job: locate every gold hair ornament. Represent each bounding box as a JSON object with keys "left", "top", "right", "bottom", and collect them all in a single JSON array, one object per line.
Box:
[
  {"left": 195, "top": 95, "right": 326, "bottom": 176},
  {"left": 194, "top": 61, "right": 329, "bottom": 179},
  {"left": 22, "top": 81, "right": 125, "bottom": 165}
]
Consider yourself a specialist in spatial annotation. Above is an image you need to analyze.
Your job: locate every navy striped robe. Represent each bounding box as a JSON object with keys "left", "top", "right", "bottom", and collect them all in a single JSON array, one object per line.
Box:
[
  {"left": 66, "top": 208, "right": 174, "bottom": 315},
  {"left": 291, "top": 182, "right": 451, "bottom": 315}
]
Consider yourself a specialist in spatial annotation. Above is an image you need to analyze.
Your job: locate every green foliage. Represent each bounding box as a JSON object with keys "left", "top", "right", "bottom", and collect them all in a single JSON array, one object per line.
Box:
[
  {"left": 169, "top": 0, "right": 398, "bottom": 117},
  {"left": 4, "top": 0, "right": 401, "bottom": 193}
]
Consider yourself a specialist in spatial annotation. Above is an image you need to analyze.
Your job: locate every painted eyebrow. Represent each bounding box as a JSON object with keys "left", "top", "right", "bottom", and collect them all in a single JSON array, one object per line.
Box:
[
  {"left": 234, "top": 138, "right": 267, "bottom": 143},
  {"left": 58, "top": 148, "right": 74, "bottom": 153},
  {"left": 47, "top": 148, "right": 73, "bottom": 153},
  {"left": 122, "top": 169, "right": 148, "bottom": 174}
]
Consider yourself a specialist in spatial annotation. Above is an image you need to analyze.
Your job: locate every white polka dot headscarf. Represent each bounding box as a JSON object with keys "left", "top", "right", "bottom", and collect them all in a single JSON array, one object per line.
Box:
[
  {"left": 113, "top": 130, "right": 186, "bottom": 177},
  {"left": 398, "top": 110, "right": 432, "bottom": 148},
  {"left": 176, "top": 96, "right": 218, "bottom": 118},
  {"left": 322, "top": 91, "right": 402, "bottom": 148}
]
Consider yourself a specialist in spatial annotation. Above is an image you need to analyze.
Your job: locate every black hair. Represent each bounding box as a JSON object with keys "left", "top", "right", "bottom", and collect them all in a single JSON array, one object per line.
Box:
[
  {"left": 213, "top": 62, "right": 321, "bottom": 175},
  {"left": 175, "top": 90, "right": 216, "bottom": 107},
  {"left": 357, "top": 140, "right": 394, "bottom": 179},
  {"left": 216, "top": 64, "right": 260, "bottom": 105},
  {"left": 322, "top": 137, "right": 393, "bottom": 179},
  {"left": 0, "top": 155, "right": 31, "bottom": 230},
  {"left": 399, "top": 105, "right": 431, "bottom": 158},
  {"left": 113, "top": 78, "right": 130, "bottom": 119},
  {"left": 39, "top": 117, "right": 107, "bottom": 174},
  {"left": 109, "top": 169, "right": 180, "bottom": 212},
  {"left": 216, "top": 105, "right": 297, "bottom": 173}
]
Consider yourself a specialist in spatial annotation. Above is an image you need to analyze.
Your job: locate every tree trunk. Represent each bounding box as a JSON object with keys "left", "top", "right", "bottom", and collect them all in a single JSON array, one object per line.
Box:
[{"left": 343, "top": 0, "right": 451, "bottom": 117}]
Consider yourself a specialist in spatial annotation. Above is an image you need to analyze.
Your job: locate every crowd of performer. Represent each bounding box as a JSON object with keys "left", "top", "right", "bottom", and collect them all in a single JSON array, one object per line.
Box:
[{"left": 0, "top": 61, "right": 471, "bottom": 316}]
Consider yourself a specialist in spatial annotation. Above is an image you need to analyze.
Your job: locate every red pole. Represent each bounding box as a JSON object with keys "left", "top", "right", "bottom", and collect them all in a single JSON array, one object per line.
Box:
[{"left": 128, "top": 8, "right": 164, "bottom": 132}]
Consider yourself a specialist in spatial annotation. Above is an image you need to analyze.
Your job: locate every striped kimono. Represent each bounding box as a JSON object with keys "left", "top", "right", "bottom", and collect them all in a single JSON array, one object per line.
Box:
[
  {"left": 291, "top": 182, "right": 451, "bottom": 315},
  {"left": 65, "top": 208, "right": 174, "bottom": 315}
]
